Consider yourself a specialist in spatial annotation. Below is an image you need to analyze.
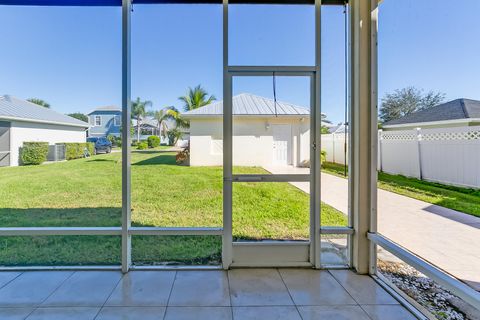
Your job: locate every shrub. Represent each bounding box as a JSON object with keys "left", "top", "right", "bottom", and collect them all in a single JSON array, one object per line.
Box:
[
  {"left": 321, "top": 150, "right": 327, "bottom": 165},
  {"left": 61, "top": 142, "right": 95, "bottom": 160},
  {"left": 107, "top": 134, "right": 121, "bottom": 147},
  {"left": 147, "top": 135, "right": 160, "bottom": 148},
  {"left": 137, "top": 141, "right": 148, "bottom": 150},
  {"left": 131, "top": 140, "right": 139, "bottom": 147},
  {"left": 167, "top": 128, "right": 183, "bottom": 146},
  {"left": 176, "top": 146, "right": 190, "bottom": 165},
  {"left": 20, "top": 142, "right": 49, "bottom": 165}
]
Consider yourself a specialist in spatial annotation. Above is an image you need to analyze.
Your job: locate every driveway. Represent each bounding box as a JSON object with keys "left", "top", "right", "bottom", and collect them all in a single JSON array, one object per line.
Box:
[{"left": 263, "top": 165, "right": 480, "bottom": 291}]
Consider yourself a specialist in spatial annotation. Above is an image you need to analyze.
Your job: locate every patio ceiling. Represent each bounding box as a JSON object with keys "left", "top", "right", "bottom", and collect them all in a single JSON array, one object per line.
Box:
[{"left": 0, "top": 0, "right": 347, "bottom": 6}]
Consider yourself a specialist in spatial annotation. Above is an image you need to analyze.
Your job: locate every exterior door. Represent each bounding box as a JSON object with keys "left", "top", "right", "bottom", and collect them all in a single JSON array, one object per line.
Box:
[
  {"left": 272, "top": 124, "right": 291, "bottom": 166},
  {"left": 0, "top": 121, "right": 10, "bottom": 167}
]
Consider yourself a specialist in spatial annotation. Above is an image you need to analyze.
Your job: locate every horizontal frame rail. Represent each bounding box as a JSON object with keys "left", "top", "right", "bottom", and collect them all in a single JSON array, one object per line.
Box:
[
  {"left": 232, "top": 174, "right": 310, "bottom": 182},
  {"left": 0, "top": 227, "right": 223, "bottom": 236},
  {"left": 0, "top": 227, "right": 122, "bottom": 236},
  {"left": 368, "top": 232, "right": 480, "bottom": 311},
  {"left": 320, "top": 226, "right": 354, "bottom": 235},
  {"left": 228, "top": 65, "right": 315, "bottom": 73},
  {"left": 128, "top": 227, "right": 223, "bottom": 236}
]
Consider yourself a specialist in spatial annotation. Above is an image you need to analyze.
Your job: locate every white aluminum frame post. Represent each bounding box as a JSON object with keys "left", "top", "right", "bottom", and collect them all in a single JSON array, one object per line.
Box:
[{"left": 121, "top": 0, "right": 132, "bottom": 273}]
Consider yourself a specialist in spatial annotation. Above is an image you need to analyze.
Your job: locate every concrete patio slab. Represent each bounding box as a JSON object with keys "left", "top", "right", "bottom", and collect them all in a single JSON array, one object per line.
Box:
[{"left": 264, "top": 165, "right": 480, "bottom": 291}]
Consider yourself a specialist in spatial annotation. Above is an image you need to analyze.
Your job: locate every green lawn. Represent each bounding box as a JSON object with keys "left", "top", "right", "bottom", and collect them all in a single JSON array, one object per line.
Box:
[
  {"left": 322, "top": 162, "right": 480, "bottom": 218},
  {"left": 0, "top": 152, "right": 346, "bottom": 266}
]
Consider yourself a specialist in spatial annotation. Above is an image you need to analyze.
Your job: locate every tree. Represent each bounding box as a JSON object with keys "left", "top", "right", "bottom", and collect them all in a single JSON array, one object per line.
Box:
[
  {"left": 67, "top": 112, "right": 88, "bottom": 123},
  {"left": 379, "top": 87, "right": 445, "bottom": 123},
  {"left": 27, "top": 98, "right": 50, "bottom": 108},
  {"left": 131, "top": 97, "right": 152, "bottom": 142},
  {"left": 179, "top": 85, "right": 216, "bottom": 112},
  {"left": 153, "top": 106, "right": 179, "bottom": 138}
]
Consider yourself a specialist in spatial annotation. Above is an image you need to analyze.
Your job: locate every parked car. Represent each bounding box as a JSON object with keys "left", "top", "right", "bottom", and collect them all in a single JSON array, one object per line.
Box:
[{"left": 93, "top": 137, "right": 112, "bottom": 154}]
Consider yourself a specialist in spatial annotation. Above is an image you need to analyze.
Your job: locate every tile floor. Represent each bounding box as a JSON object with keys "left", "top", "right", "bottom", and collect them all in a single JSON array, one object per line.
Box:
[{"left": 0, "top": 269, "right": 418, "bottom": 320}]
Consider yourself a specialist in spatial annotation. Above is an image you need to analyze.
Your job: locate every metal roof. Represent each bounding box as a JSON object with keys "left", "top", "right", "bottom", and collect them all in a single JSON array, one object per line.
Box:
[
  {"left": 0, "top": 95, "right": 89, "bottom": 128},
  {"left": 383, "top": 99, "right": 480, "bottom": 127},
  {"left": 88, "top": 105, "right": 121, "bottom": 114},
  {"left": 182, "top": 93, "right": 311, "bottom": 118}
]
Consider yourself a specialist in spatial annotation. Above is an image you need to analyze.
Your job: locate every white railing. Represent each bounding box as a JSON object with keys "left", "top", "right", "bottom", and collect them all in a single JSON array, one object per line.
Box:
[{"left": 322, "top": 126, "right": 480, "bottom": 188}]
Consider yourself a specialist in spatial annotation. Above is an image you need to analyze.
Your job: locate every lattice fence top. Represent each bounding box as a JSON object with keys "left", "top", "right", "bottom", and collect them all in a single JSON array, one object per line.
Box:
[
  {"left": 381, "top": 127, "right": 480, "bottom": 142},
  {"left": 381, "top": 132, "right": 417, "bottom": 141},
  {"left": 422, "top": 130, "right": 480, "bottom": 141}
]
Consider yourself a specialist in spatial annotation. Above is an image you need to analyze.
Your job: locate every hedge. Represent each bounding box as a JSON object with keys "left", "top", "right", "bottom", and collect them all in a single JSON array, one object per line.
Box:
[
  {"left": 137, "top": 141, "right": 148, "bottom": 150},
  {"left": 20, "top": 142, "right": 49, "bottom": 165},
  {"left": 59, "top": 142, "right": 95, "bottom": 160},
  {"left": 147, "top": 135, "right": 160, "bottom": 148}
]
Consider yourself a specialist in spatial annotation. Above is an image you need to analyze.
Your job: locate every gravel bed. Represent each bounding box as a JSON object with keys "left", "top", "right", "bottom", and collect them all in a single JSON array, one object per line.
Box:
[{"left": 377, "top": 260, "right": 478, "bottom": 320}]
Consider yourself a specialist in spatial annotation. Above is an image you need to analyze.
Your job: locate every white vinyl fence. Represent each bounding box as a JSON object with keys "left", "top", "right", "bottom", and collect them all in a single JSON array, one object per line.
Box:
[{"left": 321, "top": 126, "right": 480, "bottom": 188}]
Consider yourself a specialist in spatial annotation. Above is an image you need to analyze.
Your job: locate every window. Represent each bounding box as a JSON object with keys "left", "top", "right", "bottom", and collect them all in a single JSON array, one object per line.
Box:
[
  {"left": 114, "top": 115, "right": 121, "bottom": 126},
  {"left": 95, "top": 115, "right": 101, "bottom": 126}
]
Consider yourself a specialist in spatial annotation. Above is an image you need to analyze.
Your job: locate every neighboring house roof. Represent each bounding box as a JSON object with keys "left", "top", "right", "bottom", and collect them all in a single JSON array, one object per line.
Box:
[
  {"left": 383, "top": 98, "right": 480, "bottom": 128},
  {"left": 183, "top": 93, "right": 313, "bottom": 118},
  {"left": 132, "top": 117, "right": 188, "bottom": 133},
  {"left": 328, "top": 123, "right": 346, "bottom": 133},
  {"left": 87, "top": 105, "right": 121, "bottom": 115},
  {"left": 0, "top": 95, "right": 89, "bottom": 128}
]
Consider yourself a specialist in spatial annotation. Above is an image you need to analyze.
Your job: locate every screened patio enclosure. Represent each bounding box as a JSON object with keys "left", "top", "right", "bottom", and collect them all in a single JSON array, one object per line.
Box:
[{"left": 0, "top": 0, "right": 479, "bottom": 316}]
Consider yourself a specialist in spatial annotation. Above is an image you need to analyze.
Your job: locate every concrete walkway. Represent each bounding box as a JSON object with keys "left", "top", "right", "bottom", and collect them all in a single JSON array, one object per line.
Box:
[{"left": 263, "top": 165, "right": 480, "bottom": 291}]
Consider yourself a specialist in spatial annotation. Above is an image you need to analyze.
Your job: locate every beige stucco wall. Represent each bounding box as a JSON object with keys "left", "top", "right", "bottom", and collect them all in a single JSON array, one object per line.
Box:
[
  {"left": 189, "top": 116, "right": 310, "bottom": 167},
  {"left": 10, "top": 121, "right": 87, "bottom": 166}
]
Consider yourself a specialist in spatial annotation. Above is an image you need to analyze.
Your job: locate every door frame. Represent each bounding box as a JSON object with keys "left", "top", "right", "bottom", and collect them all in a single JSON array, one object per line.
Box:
[{"left": 223, "top": 71, "right": 319, "bottom": 268}]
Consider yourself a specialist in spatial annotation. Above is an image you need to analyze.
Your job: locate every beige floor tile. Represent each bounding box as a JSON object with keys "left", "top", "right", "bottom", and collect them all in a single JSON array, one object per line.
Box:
[
  {"left": 361, "top": 304, "right": 417, "bottom": 320},
  {"left": 0, "top": 271, "right": 72, "bottom": 307},
  {"left": 232, "top": 306, "right": 301, "bottom": 320},
  {"left": 0, "top": 307, "right": 33, "bottom": 320},
  {"left": 106, "top": 271, "right": 175, "bottom": 306},
  {"left": 42, "top": 271, "right": 122, "bottom": 307},
  {"left": 298, "top": 305, "right": 371, "bottom": 320},
  {"left": 329, "top": 270, "right": 398, "bottom": 305},
  {"left": 96, "top": 306, "right": 166, "bottom": 320},
  {"left": 228, "top": 269, "right": 293, "bottom": 306},
  {"left": 164, "top": 307, "right": 232, "bottom": 320},
  {"left": 169, "top": 271, "right": 230, "bottom": 306},
  {"left": 0, "top": 272, "right": 21, "bottom": 289},
  {"left": 279, "top": 269, "right": 356, "bottom": 306},
  {"left": 26, "top": 307, "right": 99, "bottom": 320}
]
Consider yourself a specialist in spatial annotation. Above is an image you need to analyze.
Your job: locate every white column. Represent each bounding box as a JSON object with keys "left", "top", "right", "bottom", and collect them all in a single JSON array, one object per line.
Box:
[{"left": 349, "top": 0, "right": 378, "bottom": 274}]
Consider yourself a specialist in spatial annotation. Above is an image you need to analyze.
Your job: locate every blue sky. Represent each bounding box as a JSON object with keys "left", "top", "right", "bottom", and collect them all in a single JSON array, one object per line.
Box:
[{"left": 0, "top": 1, "right": 479, "bottom": 124}]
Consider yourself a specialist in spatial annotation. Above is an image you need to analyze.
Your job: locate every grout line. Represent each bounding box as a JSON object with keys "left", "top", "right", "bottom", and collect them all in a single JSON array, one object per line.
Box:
[
  {"left": 0, "top": 271, "right": 24, "bottom": 291},
  {"left": 93, "top": 271, "right": 125, "bottom": 320},
  {"left": 162, "top": 270, "right": 178, "bottom": 320},
  {"left": 226, "top": 269, "right": 234, "bottom": 319},
  {"left": 276, "top": 268, "right": 303, "bottom": 320},
  {"left": 326, "top": 269, "right": 360, "bottom": 306},
  {"left": 25, "top": 270, "right": 77, "bottom": 319},
  {"left": 358, "top": 304, "right": 376, "bottom": 320}
]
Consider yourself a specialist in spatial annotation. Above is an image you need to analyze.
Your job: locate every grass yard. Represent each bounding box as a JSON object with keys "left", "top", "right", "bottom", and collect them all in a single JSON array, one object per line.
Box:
[
  {"left": 322, "top": 162, "right": 480, "bottom": 218},
  {"left": 0, "top": 151, "right": 346, "bottom": 266}
]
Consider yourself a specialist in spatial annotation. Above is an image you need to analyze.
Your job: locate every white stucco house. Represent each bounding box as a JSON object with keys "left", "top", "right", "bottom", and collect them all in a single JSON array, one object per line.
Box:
[
  {"left": 183, "top": 93, "right": 326, "bottom": 167},
  {"left": 0, "top": 95, "right": 89, "bottom": 167}
]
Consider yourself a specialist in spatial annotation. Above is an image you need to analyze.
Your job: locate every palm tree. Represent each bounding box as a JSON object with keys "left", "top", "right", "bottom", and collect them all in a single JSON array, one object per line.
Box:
[
  {"left": 178, "top": 85, "right": 216, "bottom": 112},
  {"left": 27, "top": 98, "right": 50, "bottom": 108},
  {"left": 153, "top": 106, "right": 178, "bottom": 138},
  {"left": 131, "top": 97, "right": 152, "bottom": 142}
]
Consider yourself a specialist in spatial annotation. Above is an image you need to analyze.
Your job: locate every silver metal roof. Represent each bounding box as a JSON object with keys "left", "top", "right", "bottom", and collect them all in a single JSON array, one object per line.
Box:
[
  {"left": 0, "top": 95, "right": 89, "bottom": 128},
  {"left": 183, "top": 93, "right": 311, "bottom": 118},
  {"left": 87, "top": 105, "right": 121, "bottom": 114}
]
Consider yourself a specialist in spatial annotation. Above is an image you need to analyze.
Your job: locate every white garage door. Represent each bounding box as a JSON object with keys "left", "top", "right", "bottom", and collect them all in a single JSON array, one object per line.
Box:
[{"left": 272, "top": 124, "right": 291, "bottom": 166}]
